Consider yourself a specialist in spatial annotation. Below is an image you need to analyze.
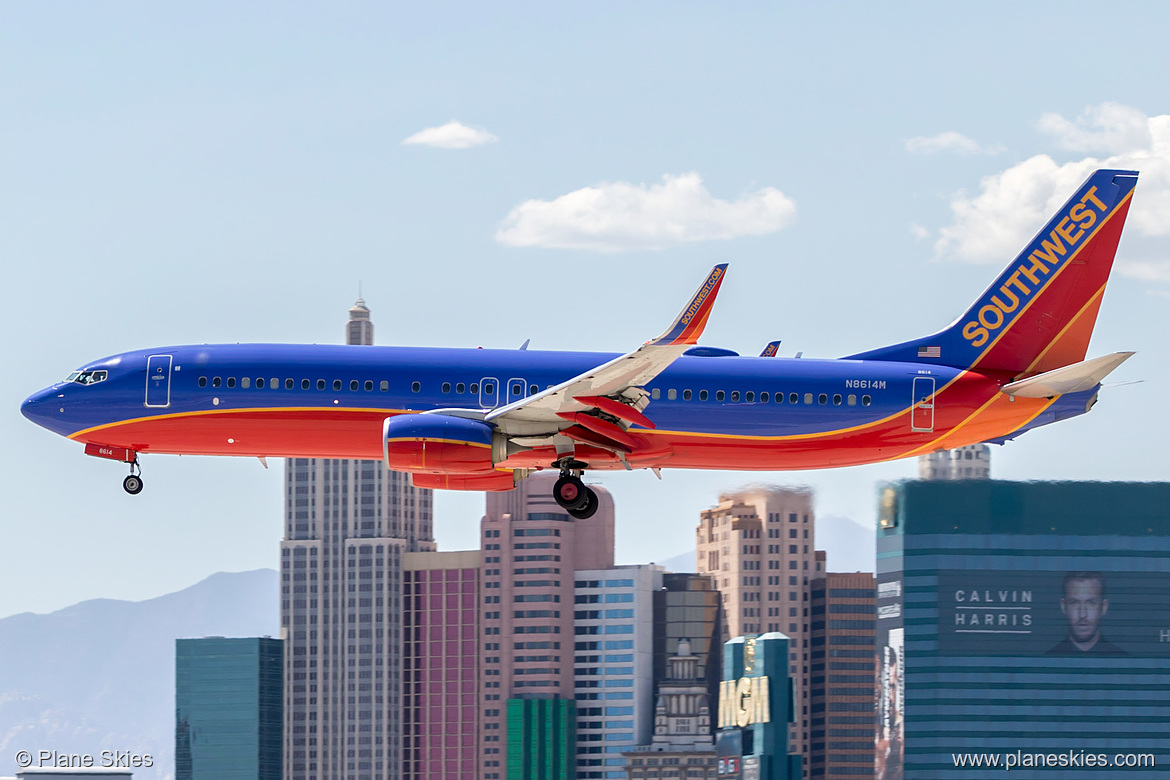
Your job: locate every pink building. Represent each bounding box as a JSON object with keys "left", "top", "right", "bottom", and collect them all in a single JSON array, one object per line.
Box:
[
  {"left": 479, "top": 472, "right": 615, "bottom": 780},
  {"left": 402, "top": 550, "right": 481, "bottom": 780}
]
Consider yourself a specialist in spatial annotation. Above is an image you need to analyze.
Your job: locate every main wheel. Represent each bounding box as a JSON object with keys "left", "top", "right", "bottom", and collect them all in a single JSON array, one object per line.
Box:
[
  {"left": 568, "top": 486, "right": 599, "bottom": 519},
  {"left": 553, "top": 476, "right": 589, "bottom": 511},
  {"left": 123, "top": 475, "right": 144, "bottom": 495}
]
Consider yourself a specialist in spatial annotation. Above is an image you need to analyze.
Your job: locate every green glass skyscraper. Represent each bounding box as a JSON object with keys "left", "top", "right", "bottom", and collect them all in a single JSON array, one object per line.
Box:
[{"left": 176, "top": 637, "right": 283, "bottom": 780}]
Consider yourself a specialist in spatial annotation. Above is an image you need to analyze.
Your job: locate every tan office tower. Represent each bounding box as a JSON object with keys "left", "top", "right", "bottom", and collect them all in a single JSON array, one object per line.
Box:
[
  {"left": 281, "top": 297, "right": 435, "bottom": 780},
  {"left": 695, "top": 486, "right": 824, "bottom": 778},
  {"left": 478, "top": 472, "right": 615, "bottom": 780}
]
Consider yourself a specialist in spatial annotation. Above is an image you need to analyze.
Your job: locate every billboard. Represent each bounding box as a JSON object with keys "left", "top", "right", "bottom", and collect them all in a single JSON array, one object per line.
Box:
[{"left": 938, "top": 570, "right": 1170, "bottom": 657}]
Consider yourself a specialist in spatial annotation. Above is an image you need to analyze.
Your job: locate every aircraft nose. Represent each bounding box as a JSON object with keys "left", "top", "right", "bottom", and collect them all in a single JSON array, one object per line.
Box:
[{"left": 21, "top": 386, "right": 57, "bottom": 426}]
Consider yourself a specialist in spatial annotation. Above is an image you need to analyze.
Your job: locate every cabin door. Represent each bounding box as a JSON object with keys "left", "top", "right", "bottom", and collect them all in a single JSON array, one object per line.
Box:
[
  {"left": 911, "top": 376, "right": 935, "bottom": 432},
  {"left": 145, "top": 354, "right": 173, "bottom": 408}
]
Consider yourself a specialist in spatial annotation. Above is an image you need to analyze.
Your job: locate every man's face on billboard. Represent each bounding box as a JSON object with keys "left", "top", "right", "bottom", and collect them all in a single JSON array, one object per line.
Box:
[{"left": 1061, "top": 578, "right": 1108, "bottom": 643}]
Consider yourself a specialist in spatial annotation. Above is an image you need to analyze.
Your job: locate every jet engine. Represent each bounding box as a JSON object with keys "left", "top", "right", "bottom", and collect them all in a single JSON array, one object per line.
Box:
[{"left": 383, "top": 413, "right": 499, "bottom": 474}]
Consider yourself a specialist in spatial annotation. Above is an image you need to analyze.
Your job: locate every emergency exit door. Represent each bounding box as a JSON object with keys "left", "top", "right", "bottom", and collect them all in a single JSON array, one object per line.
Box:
[
  {"left": 911, "top": 376, "right": 935, "bottom": 432},
  {"left": 145, "top": 354, "right": 173, "bottom": 408}
]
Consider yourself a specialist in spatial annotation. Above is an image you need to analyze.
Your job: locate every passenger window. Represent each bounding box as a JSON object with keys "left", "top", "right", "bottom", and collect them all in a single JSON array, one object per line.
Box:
[
  {"left": 862, "top": 395, "right": 872, "bottom": 406},
  {"left": 228, "top": 377, "right": 238, "bottom": 388},
  {"left": 833, "top": 394, "right": 842, "bottom": 405},
  {"left": 317, "top": 380, "right": 326, "bottom": 390},
  {"left": 350, "top": 380, "right": 359, "bottom": 391},
  {"left": 818, "top": 393, "right": 827, "bottom": 405},
  {"left": 529, "top": 384, "right": 539, "bottom": 395},
  {"left": 790, "top": 393, "right": 799, "bottom": 404},
  {"left": 198, "top": 377, "right": 207, "bottom": 388},
  {"left": 256, "top": 378, "right": 265, "bottom": 388},
  {"left": 746, "top": 391, "right": 755, "bottom": 402},
  {"left": 699, "top": 389, "right": 708, "bottom": 401},
  {"left": 302, "top": 379, "right": 310, "bottom": 390},
  {"left": 365, "top": 380, "right": 373, "bottom": 391},
  {"left": 333, "top": 380, "right": 342, "bottom": 391},
  {"left": 212, "top": 377, "right": 222, "bottom": 388},
  {"left": 285, "top": 378, "right": 294, "bottom": 389},
  {"left": 442, "top": 382, "right": 451, "bottom": 393},
  {"left": 512, "top": 383, "right": 522, "bottom": 396},
  {"left": 456, "top": 382, "right": 466, "bottom": 394},
  {"left": 471, "top": 382, "right": 479, "bottom": 394},
  {"left": 668, "top": 389, "right": 677, "bottom": 400},
  {"left": 804, "top": 393, "right": 813, "bottom": 404},
  {"left": 716, "top": 390, "right": 725, "bottom": 402},
  {"left": 760, "top": 392, "right": 769, "bottom": 402},
  {"left": 682, "top": 389, "right": 692, "bottom": 401},
  {"left": 270, "top": 378, "right": 279, "bottom": 389},
  {"left": 241, "top": 377, "right": 250, "bottom": 389},
  {"left": 412, "top": 382, "right": 421, "bottom": 393},
  {"left": 484, "top": 383, "right": 494, "bottom": 394},
  {"left": 730, "top": 391, "right": 740, "bottom": 402},
  {"left": 847, "top": 394, "right": 856, "bottom": 406},
  {"left": 380, "top": 381, "right": 388, "bottom": 391},
  {"left": 651, "top": 388, "right": 660, "bottom": 400}
]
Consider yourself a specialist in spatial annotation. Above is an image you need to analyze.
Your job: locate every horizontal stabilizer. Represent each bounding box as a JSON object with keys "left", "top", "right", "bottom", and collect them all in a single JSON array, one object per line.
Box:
[{"left": 1001, "top": 352, "right": 1134, "bottom": 398}]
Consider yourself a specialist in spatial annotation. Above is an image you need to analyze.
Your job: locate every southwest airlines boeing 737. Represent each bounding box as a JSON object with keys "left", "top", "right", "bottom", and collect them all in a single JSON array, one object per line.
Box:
[{"left": 22, "top": 170, "right": 1138, "bottom": 518}]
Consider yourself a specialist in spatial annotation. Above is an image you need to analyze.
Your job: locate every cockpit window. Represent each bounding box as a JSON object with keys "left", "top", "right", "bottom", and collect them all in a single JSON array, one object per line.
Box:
[{"left": 66, "top": 370, "right": 108, "bottom": 385}]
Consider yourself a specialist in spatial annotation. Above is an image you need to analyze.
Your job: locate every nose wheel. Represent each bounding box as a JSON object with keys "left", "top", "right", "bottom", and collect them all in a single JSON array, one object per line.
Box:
[
  {"left": 123, "top": 459, "right": 144, "bottom": 495},
  {"left": 552, "top": 460, "right": 598, "bottom": 519}
]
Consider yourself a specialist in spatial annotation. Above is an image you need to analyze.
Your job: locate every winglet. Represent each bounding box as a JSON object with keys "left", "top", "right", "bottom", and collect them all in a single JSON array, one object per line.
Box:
[
  {"left": 649, "top": 264, "right": 729, "bottom": 346},
  {"left": 759, "top": 340, "right": 781, "bottom": 358}
]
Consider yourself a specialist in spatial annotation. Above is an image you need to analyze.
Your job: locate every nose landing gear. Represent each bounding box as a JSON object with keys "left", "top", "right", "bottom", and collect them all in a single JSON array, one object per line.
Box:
[
  {"left": 123, "top": 458, "right": 144, "bottom": 495},
  {"left": 552, "top": 459, "right": 598, "bottom": 519}
]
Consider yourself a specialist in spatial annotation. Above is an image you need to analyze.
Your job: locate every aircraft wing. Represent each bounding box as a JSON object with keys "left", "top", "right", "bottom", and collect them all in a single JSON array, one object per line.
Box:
[{"left": 485, "top": 265, "right": 728, "bottom": 443}]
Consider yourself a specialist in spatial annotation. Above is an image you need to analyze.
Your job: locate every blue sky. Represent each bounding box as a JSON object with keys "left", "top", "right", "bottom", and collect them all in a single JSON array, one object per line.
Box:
[{"left": 4, "top": 3, "right": 1170, "bottom": 617}]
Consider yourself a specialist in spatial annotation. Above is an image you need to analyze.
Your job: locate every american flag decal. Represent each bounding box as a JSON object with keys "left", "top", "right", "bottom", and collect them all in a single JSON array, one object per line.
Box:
[{"left": 918, "top": 346, "right": 941, "bottom": 358}]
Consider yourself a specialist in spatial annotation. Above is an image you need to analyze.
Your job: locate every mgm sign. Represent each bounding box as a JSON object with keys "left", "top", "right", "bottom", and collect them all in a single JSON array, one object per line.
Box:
[{"left": 717, "top": 675, "right": 772, "bottom": 728}]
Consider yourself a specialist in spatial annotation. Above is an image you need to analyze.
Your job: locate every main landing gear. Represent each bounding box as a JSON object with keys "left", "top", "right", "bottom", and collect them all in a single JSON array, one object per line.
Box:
[
  {"left": 552, "top": 459, "right": 598, "bottom": 519},
  {"left": 123, "top": 458, "right": 144, "bottom": 495}
]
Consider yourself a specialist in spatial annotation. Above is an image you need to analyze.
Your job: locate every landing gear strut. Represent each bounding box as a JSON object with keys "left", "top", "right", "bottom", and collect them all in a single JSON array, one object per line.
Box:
[
  {"left": 552, "top": 459, "right": 598, "bottom": 519},
  {"left": 123, "top": 458, "right": 144, "bottom": 495}
]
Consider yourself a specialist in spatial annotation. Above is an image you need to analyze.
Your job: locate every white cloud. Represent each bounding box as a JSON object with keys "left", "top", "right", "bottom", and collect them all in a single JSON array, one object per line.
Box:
[
  {"left": 933, "top": 104, "right": 1170, "bottom": 266},
  {"left": 495, "top": 172, "right": 796, "bottom": 252},
  {"left": 401, "top": 120, "right": 498, "bottom": 149},
  {"left": 1037, "top": 102, "right": 1152, "bottom": 155},
  {"left": 905, "top": 131, "right": 996, "bottom": 155},
  {"left": 909, "top": 223, "right": 930, "bottom": 241}
]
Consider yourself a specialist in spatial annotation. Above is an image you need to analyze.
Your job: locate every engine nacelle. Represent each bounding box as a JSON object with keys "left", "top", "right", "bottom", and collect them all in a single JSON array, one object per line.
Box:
[
  {"left": 383, "top": 413, "right": 498, "bottom": 474},
  {"left": 410, "top": 471, "right": 523, "bottom": 491}
]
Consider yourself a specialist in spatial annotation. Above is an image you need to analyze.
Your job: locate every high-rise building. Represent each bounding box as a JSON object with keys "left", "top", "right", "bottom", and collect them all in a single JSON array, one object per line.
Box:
[
  {"left": 695, "top": 487, "right": 824, "bottom": 772},
  {"left": 176, "top": 637, "right": 283, "bottom": 780},
  {"left": 916, "top": 443, "right": 990, "bottom": 480},
  {"left": 876, "top": 480, "right": 1170, "bottom": 779},
  {"left": 808, "top": 573, "right": 875, "bottom": 779},
  {"left": 281, "top": 298, "right": 434, "bottom": 780},
  {"left": 479, "top": 472, "right": 615, "bottom": 780},
  {"left": 402, "top": 550, "right": 481, "bottom": 780},
  {"left": 573, "top": 565, "right": 663, "bottom": 779},
  {"left": 622, "top": 637, "right": 718, "bottom": 779},
  {"left": 715, "top": 634, "right": 802, "bottom": 780},
  {"left": 651, "top": 573, "right": 722, "bottom": 722}
]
